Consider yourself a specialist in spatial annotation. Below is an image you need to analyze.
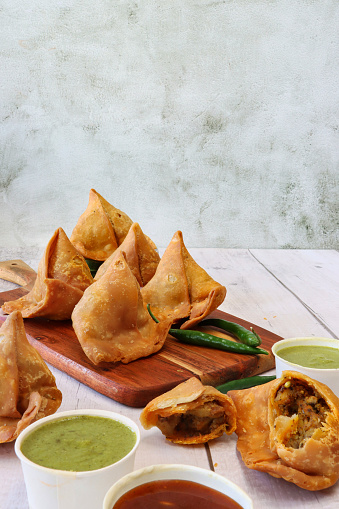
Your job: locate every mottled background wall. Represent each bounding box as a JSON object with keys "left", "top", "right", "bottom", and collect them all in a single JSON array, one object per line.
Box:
[{"left": 1, "top": 1, "right": 338, "bottom": 250}]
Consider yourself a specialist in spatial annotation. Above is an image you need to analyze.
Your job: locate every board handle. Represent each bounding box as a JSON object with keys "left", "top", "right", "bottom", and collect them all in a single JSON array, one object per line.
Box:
[{"left": 0, "top": 259, "right": 37, "bottom": 290}]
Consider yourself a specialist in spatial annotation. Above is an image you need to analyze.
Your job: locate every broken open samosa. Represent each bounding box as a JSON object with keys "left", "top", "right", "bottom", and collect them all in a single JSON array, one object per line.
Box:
[
  {"left": 229, "top": 370, "right": 339, "bottom": 491},
  {"left": 2, "top": 228, "right": 93, "bottom": 320},
  {"left": 72, "top": 252, "right": 171, "bottom": 365},
  {"left": 141, "top": 231, "right": 226, "bottom": 329},
  {"left": 94, "top": 222, "right": 160, "bottom": 286},
  {"left": 140, "top": 377, "right": 237, "bottom": 444},
  {"left": 0, "top": 311, "right": 62, "bottom": 443}
]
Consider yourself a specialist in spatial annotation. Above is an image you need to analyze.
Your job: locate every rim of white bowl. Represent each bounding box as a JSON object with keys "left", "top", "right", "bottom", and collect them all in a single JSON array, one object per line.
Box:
[
  {"left": 103, "top": 463, "right": 253, "bottom": 509},
  {"left": 272, "top": 337, "right": 339, "bottom": 372},
  {"left": 15, "top": 408, "right": 140, "bottom": 477}
]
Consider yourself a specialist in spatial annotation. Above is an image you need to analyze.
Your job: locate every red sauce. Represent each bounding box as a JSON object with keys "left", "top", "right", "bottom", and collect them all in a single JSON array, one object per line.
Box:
[{"left": 112, "top": 479, "right": 244, "bottom": 509}]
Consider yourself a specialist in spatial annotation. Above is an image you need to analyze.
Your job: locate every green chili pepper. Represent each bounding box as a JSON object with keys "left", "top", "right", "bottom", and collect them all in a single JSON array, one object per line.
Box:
[
  {"left": 166, "top": 329, "right": 268, "bottom": 355},
  {"left": 85, "top": 258, "right": 103, "bottom": 277},
  {"left": 200, "top": 318, "right": 262, "bottom": 347},
  {"left": 147, "top": 304, "right": 268, "bottom": 356},
  {"left": 216, "top": 375, "right": 276, "bottom": 394}
]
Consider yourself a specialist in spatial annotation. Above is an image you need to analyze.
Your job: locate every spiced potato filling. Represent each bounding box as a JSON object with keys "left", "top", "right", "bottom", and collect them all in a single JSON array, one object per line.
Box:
[
  {"left": 140, "top": 377, "right": 237, "bottom": 444},
  {"left": 156, "top": 400, "right": 226, "bottom": 439},
  {"left": 273, "top": 381, "right": 330, "bottom": 449},
  {"left": 229, "top": 372, "right": 339, "bottom": 490}
]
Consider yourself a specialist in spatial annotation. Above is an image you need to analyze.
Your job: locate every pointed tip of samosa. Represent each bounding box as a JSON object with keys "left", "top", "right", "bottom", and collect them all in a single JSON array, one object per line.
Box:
[{"left": 1, "top": 309, "right": 24, "bottom": 327}]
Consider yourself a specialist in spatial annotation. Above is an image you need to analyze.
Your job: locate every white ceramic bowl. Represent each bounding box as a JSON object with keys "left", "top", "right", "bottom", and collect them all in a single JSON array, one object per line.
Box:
[
  {"left": 103, "top": 463, "right": 253, "bottom": 509},
  {"left": 15, "top": 409, "right": 140, "bottom": 509},
  {"left": 272, "top": 337, "right": 339, "bottom": 396}
]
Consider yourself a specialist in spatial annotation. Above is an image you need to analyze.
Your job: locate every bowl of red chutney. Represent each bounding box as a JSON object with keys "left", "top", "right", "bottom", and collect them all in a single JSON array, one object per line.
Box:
[{"left": 103, "top": 463, "right": 253, "bottom": 509}]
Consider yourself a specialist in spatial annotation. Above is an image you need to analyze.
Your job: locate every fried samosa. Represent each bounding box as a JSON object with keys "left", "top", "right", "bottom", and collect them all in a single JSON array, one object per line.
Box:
[
  {"left": 72, "top": 252, "right": 171, "bottom": 365},
  {"left": 0, "top": 311, "right": 62, "bottom": 443},
  {"left": 229, "top": 370, "right": 339, "bottom": 491},
  {"left": 141, "top": 231, "right": 226, "bottom": 329},
  {"left": 94, "top": 222, "right": 160, "bottom": 286},
  {"left": 2, "top": 228, "right": 93, "bottom": 320},
  {"left": 140, "top": 377, "right": 237, "bottom": 444},
  {"left": 71, "top": 189, "right": 145, "bottom": 262}
]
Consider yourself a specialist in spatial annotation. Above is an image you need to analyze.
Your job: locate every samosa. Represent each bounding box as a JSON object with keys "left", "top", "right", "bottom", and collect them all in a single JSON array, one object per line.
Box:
[
  {"left": 229, "top": 371, "right": 339, "bottom": 491},
  {"left": 72, "top": 252, "right": 171, "bottom": 365},
  {"left": 141, "top": 231, "right": 226, "bottom": 329},
  {"left": 0, "top": 311, "right": 62, "bottom": 443},
  {"left": 70, "top": 189, "right": 139, "bottom": 261},
  {"left": 140, "top": 377, "right": 237, "bottom": 444},
  {"left": 2, "top": 227, "right": 93, "bottom": 320},
  {"left": 94, "top": 222, "right": 159, "bottom": 286}
]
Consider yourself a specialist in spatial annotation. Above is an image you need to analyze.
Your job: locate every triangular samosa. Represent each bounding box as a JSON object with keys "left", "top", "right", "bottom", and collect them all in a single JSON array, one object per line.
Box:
[
  {"left": 0, "top": 311, "right": 62, "bottom": 443},
  {"left": 72, "top": 252, "right": 171, "bottom": 365},
  {"left": 2, "top": 228, "right": 93, "bottom": 320},
  {"left": 94, "top": 222, "right": 159, "bottom": 286},
  {"left": 70, "top": 189, "right": 134, "bottom": 261},
  {"left": 141, "top": 231, "right": 226, "bottom": 329}
]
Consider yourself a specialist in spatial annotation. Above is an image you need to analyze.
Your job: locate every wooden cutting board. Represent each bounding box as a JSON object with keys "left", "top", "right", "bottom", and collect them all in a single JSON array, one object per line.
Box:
[{"left": 0, "top": 287, "right": 281, "bottom": 407}]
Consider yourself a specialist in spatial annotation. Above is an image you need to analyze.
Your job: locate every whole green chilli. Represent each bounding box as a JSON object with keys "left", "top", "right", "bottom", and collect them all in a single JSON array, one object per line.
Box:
[
  {"left": 216, "top": 375, "right": 276, "bottom": 394},
  {"left": 147, "top": 305, "right": 268, "bottom": 356},
  {"left": 200, "top": 318, "right": 262, "bottom": 347}
]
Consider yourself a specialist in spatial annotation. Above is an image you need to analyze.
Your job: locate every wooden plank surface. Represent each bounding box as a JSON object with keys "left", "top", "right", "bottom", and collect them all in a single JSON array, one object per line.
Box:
[
  {"left": 0, "top": 287, "right": 278, "bottom": 407},
  {"left": 193, "top": 248, "right": 338, "bottom": 340},
  {"left": 250, "top": 249, "right": 339, "bottom": 338}
]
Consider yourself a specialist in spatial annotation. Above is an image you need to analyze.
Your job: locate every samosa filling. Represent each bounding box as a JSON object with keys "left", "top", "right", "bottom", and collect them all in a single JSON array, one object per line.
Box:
[
  {"left": 274, "top": 381, "right": 329, "bottom": 449},
  {"left": 157, "top": 400, "right": 226, "bottom": 438}
]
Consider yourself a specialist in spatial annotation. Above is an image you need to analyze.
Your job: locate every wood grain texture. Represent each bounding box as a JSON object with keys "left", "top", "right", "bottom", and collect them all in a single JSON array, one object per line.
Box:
[{"left": 0, "top": 287, "right": 279, "bottom": 407}]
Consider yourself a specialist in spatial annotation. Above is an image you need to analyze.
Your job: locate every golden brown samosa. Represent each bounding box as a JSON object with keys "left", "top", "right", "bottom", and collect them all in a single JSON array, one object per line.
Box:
[
  {"left": 141, "top": 231, "right": 226, "bottom": 329},
  {"left": 72, "top": 252, "right": 171, "bottom": 365},
  {"left": 94, "top": 222, "right": 159, "bottom": 286},
  {"left": 70, "top": 189, "right": 135, "bottom": 261},
  {"left": 229, "top": 370, "right": 339, "bottom": 491},
  {"left": 140, "top": 377, "right": 237, "bottom": 444},
  {"left": 0, "top": 311, "right": 62, "bottom": 443},
  {"left": 2, "top": 228, "right": 93, "bottom": 320}
]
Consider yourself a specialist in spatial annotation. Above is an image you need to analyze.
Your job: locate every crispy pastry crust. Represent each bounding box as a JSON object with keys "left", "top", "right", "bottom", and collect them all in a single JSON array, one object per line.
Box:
[
  {"left": 0, "top": 311, "right": 62, "bottom": 443},
  {"left": 229, "top": 370, "right": 339, "bottom": 491},
  {"left": 2, "top": 228, "right": 93, "bottom": 320},
  {"left": 70, "top": 189, "right": 134, "bottom": 261},
  {"left": 94, "top": 222, "right": 160, "bottom": 286},
  {"left": 141, "top": 231, "right": 226, "bottom": 329},
  {"left": 72, "top": 252, "right": 171, "bottom": 365},
  {"left": 140, "top": 377, "right": 237, "bottom": 444}
]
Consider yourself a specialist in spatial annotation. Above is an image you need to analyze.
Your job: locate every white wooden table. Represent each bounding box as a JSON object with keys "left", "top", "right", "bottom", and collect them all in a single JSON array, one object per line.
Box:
[{"left": 0, "top": 247, "right": 338, "bottom": 509}]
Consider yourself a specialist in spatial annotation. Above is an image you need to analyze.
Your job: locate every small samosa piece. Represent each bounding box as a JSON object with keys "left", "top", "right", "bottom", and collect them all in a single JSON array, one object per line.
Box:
[
  {"left": 94, "top": 222, "right": 160, "bottom": 286},
  {"left": 2, "top": 228, "right": 93, "bottom": 320},
  {"left": 140, "top": 377, "right": 237, "bottom": 444},
  {"left": 72, "top": 252, "right": 171, "bottom": 365},
  {"left": 0, "top": 311, "right": 62, "bottom": 443},
  {"left": 70, "top": 189, "right": 134, "bottom": 261},
  {"left": 141, "top": 231, "right": 226, "bottom": 329},
  {"left": 229, "top": 371, "right": 339, "bottom": 491}
]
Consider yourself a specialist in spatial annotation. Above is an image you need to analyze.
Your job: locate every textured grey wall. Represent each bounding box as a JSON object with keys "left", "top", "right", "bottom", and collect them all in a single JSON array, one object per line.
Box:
[{"left": 1, "top": 1, "right": 338, "bottom": 249}]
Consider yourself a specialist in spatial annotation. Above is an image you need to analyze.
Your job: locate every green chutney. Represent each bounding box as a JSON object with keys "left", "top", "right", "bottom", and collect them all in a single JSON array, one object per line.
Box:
[
  {"left": 278, "top": 345, "right": 339, "bottom": 369},
  {"left": 21, "top": 415, "right": 136, "bottom": 472}
]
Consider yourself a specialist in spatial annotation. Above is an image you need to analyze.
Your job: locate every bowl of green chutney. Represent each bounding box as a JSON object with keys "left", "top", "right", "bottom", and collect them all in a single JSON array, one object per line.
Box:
[
  {"left": 272, "top": 337, "right": 339, "bottom": 396},
  {"left": 15, "top": 408, "right": 140, "bottom": 509}
]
